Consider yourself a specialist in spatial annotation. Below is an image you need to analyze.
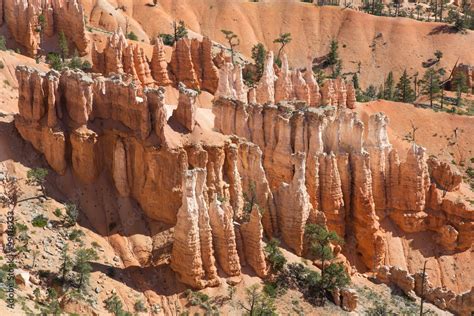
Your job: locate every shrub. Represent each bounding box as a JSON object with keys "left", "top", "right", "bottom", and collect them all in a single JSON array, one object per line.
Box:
[
  {"left": 159, "top": 33, "right": 175, "bottom": 46},
  {"left": 32, "top": 214, "right": 48, "bottom": 228},
  {"left": 126, "top": 32, "right": 138, "bottom": 41},
  {"left": 104, "top": 293, "right": 132, "bottom": 316},
  {"left": 0, "top": 61, "right": 4, "bottom": 69},
  {"left": 46, "top": 52, "right": 64, "bottom": 71},
  {"left": 134, "top": 299, "right": 147, "bottom": 312},
  {"left": 68, "top": 229, "right": 85, "bottom": 241},
  {"left": 64, "top": 203, "right": 79, "bottom": 227},
  {"left": 0, "top": 36, "right": 6, "bottom": 51},
  {"left": 264, "top": 238, "right": 287, "bottom": 273}
]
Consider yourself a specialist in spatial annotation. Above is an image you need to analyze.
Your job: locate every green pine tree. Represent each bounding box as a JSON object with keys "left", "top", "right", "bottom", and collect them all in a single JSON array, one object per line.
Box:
[
  {"left": 421, "top": 68, "right": 441, "bottom": 108},
  {"left": 395, "top": 70, "right": 416, "bottom": 103},
  {"left": 383, "top": 71, "right": 395, "bottom": 100}
]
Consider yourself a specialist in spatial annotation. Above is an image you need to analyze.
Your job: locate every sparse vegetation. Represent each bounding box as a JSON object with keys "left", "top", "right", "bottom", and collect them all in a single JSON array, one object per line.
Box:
[
  {"left": 31, "top": 214, "right": 49, "bottom": 228},
  {"left": 221, "top": 29, "right": 240, "bottom": 65},
  {"left": 305, "top": 224, "right": 350, "bottom": 306},
  {"left": 273, "top": 32, "right": 292, "bottom": 65},
  {"left": 104, "top": 293, "right": 132, "bottom": 316},
  {"left": 238, "top": 284, "right": 277, "bottom": 316},
  {"left": 126, "top": 31, "right": 138, "bottom": 41},
  {"left": 26, "top": 167, "right": 48, "bottom": 196},
  {"left": 264, "top": 238, "right": 287, "bottom": 274},
  {"left": 0, "top": 35, "right": 7, "bottom": 51},
  {"left": 73, "top": 248, "right": 98, "bottom": 290}
]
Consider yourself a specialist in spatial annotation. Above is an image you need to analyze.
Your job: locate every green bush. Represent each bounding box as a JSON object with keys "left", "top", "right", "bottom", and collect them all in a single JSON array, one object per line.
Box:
[
  {"left": 0, "top": 36, "right": 6, "bottom": 51},
  {"left": 32, "top": 214, "right": 48, "bottom": 228},
  {"left": 126, "top": 32, "right": 138, "bottom": 41},
  {"left": 264, "top": 238, "right": 287, "bottom": 273}
]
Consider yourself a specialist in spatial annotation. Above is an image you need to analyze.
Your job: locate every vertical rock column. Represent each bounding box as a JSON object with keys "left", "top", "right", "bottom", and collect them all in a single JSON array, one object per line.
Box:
[
  {"left": 171, "top": 169, "right": 219, "bottom": 289},
  {"left": 276, "top": 152, "right": 313, "bottom": 256},
  {"left": 350, "top": 152, "right": 385, "bottom": 270},
  {"left": 172, "top": 83, "right": 198, "bottom": 132}
]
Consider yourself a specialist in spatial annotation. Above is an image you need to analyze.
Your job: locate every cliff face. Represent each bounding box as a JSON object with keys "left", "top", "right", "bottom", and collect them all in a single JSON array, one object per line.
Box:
[
  {"left": 14, "top": 61, "right": 473, "bottom": 295},
  {"left": 1, "top": 0, "right": 89, "bottom": 56},
  {"left": 218, "top": 54, "right": 350, "bottom": 108},
  {"left": 212, "top": 92, "right": 473, "bottom": 264},
  {"left": 378, "top": 265, "right": 474, "bottom": 316},
  {"left": 92, "top": 33, "right": 220, "bottom": 93}
]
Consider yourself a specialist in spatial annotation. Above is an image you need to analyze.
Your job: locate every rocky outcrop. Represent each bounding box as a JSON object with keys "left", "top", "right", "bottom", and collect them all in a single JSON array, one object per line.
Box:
[
  {"left": 379, "top": 265, "right": 474, "bottom": 315},
  {"left": 274, "top": 53, "right": 293, "bottom": 103},
  {"left": 427, "top": 156, "right": 462, "bottom": 192},
  {"left": 168, "top": 37, "right": 219, "bottom": 94},
  {"left": 377, "top": 265, "right": 416, "bottom": 299},
  {"left": 172, "top": 83, "right": 198, "bottom": 132},
  {"left": 219, "top": 51, "right": 350, "bottom": 108},
  {"left": 2, "top": 0, "right": 89, "bottom": 57},
  {"left": 92, "top": 29, "right": 153, "bottom": 86},
  {"left": 191, "top": 37, "right": 219, "bottom": 94},
  {"left": 332, "top": 288, "right": 358, "bottom": 312},
  {"left": 451, "top": 63, "right": 473, "bottom": 94}
]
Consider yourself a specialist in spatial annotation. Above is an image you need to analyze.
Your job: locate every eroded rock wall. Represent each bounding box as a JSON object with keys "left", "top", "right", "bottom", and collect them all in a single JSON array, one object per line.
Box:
[{"left": 2, "top": 0, "right": 89, "bottom": 56}]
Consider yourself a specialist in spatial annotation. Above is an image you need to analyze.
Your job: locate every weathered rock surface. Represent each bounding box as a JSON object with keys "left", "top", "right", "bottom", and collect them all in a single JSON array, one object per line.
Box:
[
  {"left": 2, "top": 0, "right": 89, "bottom": 56},
  {"left": 151, "top": 37, "right": 172, "bottom": 86},
  {"left": 427, "top": 156, "right": 462, "bottom": 192},
  {"left": 172, "top": 83, "right": 198, "bottom": 132}
]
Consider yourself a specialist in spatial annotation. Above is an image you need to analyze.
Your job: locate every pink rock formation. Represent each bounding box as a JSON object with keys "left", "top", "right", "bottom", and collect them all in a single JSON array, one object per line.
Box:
[
  {"left": 427, "top": 156, "right": 462, "bottom": 192},
  {"left": 239, "top": 205, "right": 268, "bottom": 277},
  {"left": 169, "top": 38, "right": 200, "bottom": 90},
  {"left": 2, "top": 0, "right": 88, "bottom": 57},
  {"left": 208, "top": 195, "right": 241, "bottom": 277},
  {"left": 303, "top": 61, "right": 321, "bottom": 107},
  {"left": 172, "top": 83, "right": 198, "bottom": 132},
  {"left": 255, "top": 51, "right": 276, "bottom": 104},
  {"left": 150, "top": 37, "right": 172, "bottom": 86},
  {"left": 171, "top": 169, "right": 219, "bottom": 289},
  {"left": 292, "top": 70, "right": 310, "bottom": 104},
  {"left": 277, "top": 152, "right": 312, "bottom": 256},
  {"left": 274, "top": 53, "right": 293, "bottom": 103},
  {"left": 346, "top": 83, "right": 356, "bottom": 109}
]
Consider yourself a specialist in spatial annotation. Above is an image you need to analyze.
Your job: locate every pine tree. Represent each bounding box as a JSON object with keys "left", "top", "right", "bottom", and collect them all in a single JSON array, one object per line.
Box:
[
  {"left": 221, "top": 30, "right": 240, "bottom": 65},
  {"left": 305, "top": 224, "right": 349, "bottom": 306},
  {"left": 251, "top": 43, "right": 267, "bottom": 82},
  {"left": 60, "top": 244, "right": 72, "bottom": 283},
  {"left": 73, "top": 248, "right": 98, "bottom": 290},
  {"left": 58, "top": 31, "right": 69, "bottom": 61},
  {"left": 327, "top": 39, "right": 339, "bottom": 66},
  {"left": 273, "top": 33, "right": 292, "bottom": 64},
  {"left": 173, "top": 20, "right": 188, "bottom": 44},
  {"left": 352, "top": 73, "right": 360, "bottom": 90},
  {"left": 421, "top": 68, "right": 441, "bottom": 108},
  {"left": 452, "top": 71, "right": 468, "bottom": 106},
  {"left": 395, "top": 70, "right": 416, "bottom": 103},
  {"left": 383, "top": 71, "right": 395, "bottom": 100}
]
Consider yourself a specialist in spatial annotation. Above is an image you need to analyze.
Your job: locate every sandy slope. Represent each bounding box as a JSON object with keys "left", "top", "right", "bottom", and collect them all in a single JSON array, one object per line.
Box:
[{"left": 83, "top": 0, "right": 474, "bottom": 88}]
